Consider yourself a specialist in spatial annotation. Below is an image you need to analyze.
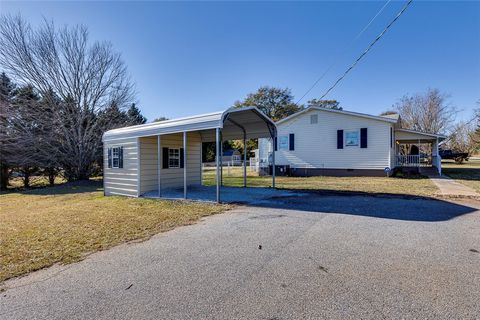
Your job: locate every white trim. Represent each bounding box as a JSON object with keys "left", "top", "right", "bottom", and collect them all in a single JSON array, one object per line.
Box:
[
  {"left": 395, "top": 128, "right": 446, "bottom": 139},
  {"left": 168, "top": 148, "right": 181, "bottom": 168},
  {"left": 276, "top": 106, "right": 399, "bottom": 126},
  {"left": 112, "top": 146, "right": 120, "bottom": 168}
]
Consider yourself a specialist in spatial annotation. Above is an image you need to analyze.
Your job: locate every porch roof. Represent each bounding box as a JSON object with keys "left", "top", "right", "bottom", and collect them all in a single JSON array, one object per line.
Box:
[
  {"left": 395, "top": 128, "right": 446, "bottom": 143},
  {"left": 102, "top": 106, "right": 276, "bottom": 142}
]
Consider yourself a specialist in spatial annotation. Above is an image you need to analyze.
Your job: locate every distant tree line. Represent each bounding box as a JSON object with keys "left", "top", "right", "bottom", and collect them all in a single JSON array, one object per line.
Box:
[{"left": 0, "top": 15, "right": 147, "bottom": 190}]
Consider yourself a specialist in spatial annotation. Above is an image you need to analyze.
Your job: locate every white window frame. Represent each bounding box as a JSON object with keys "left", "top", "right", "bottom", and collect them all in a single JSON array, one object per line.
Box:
[
  {"left": 345, "top": 130, "right": 359, "bottom": 147},
  {"left": 168, "top": 148, "right": 180, "bottom": 168},
  {"left": 310, "top": 114, "right": 318, "bottom": 124},
  {"left": 112, "top": 146, "right": 120, "bottom": 168}
]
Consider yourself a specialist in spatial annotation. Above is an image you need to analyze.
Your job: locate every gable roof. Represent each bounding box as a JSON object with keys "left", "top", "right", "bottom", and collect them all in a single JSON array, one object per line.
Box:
[{"left": 276, "top": 106, "right": 399, "bottom": 125}]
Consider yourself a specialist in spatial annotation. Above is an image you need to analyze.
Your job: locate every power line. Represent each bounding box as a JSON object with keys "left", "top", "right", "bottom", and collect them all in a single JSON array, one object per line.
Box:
[
  {"left": 296, "top": 0, "right": 392, "bottom": 104},
  {"left": 318, "top": 0, "right": 413, "bottom": 101}
]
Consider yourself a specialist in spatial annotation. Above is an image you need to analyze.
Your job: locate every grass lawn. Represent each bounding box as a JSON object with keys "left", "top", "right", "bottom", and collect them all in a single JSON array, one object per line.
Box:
[
  {"left": 442, "top": 159, "right": 480, "bottom": 193},
  {"left": 202, "top": 167, "right": 438, "bottom": 197},
  {"left": 0, "top": 181, "right": 231, "bottom": 283}
]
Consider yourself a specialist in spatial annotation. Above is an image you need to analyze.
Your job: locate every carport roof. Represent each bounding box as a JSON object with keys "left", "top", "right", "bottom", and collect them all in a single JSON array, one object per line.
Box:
[{"left": 102, "top": 106, "right": 276, "bottom": 142}]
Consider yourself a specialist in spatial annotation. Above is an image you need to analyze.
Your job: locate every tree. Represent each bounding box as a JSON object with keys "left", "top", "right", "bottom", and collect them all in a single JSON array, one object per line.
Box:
[
  {"left": 6, "top": 85, "right": 43, "bottom": 187},
  {"left": 153, "top": 116, "right": 169, "bottom": 122},
  {"left": 446, "top": 120, "right": 476, "bottom": 154},
  {"left": 234, "top": 86, "right": 303, "bottom": 122},
  {"left": 307, "top": 99, "right": 342, "bottom": 110},
  {"left": 379, "top": 110, "right": 398, "bottom": 116},
  {"left": 127, "top": 103, "right": 147, "bottom": 125},
  {"left": 0, "top": 72, "right": 16, "bottom": 190},
  {"left": 393, "top": 88, "right": 456, "bottom": 134},
  {"left": 0, "top": 15, "right": 136, "bottom": 180}
]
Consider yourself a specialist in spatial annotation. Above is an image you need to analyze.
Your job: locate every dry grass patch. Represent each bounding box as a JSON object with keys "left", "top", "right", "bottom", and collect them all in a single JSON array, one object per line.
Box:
[
  {"left": 442, "top": 159, "right": 480, "bottom": 193},
  {"left": 0, "top": 181, "right": 231, "bottom": 282},
  {"left": 202, "top": 169, "right": 438, "bottom": 197}
]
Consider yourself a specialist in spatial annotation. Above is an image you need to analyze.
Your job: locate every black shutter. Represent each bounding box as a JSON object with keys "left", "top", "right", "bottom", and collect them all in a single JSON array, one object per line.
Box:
[
  {"left": 119, "top": 147, "right": 124, "bottom": 168},
  {"left": 360, "top": 128, "right": 368, "bottom": 148},
  {"left": 107, "top": 148, "right": 112, "bottom": 168},
  {"left": 289, "top": 133, "right": 295, "bottom": 151},
  {"left": 162, "top": 147, "right": 169, "bottom": 169},
  {"left": 274, "top": 137, "right": 278, "bottom": 151},
  {"left": 180, "top": 148, "right": 184, "bottom": 168},
  {"left": 337, "top": 130, "right": 343, "bottom": 149},
  {"left": 390, "top": 127, "right": 393, "bottom": 148}
]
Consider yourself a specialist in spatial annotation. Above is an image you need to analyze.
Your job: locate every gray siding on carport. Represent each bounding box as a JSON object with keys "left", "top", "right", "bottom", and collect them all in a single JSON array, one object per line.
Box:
[{"left": 103, "top": 137, "right": 139, "bottom": 197}]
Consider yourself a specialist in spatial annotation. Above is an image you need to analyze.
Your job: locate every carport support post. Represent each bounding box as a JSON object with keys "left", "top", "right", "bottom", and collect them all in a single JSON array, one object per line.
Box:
[
  {"left": 157, "top": 135, "right": 161, "bottom": 197},
  {"left": 216, "top": 128, "right": 221, "bottom": 202},
  {"left": 272, "top": 133, "right": 276, "bottom": 189},
  {"left": 183, "top": 131, "right": 187, "bottom": 199},
  {"left": 243, "top": 133, "right": 247, "bottom": 188}
]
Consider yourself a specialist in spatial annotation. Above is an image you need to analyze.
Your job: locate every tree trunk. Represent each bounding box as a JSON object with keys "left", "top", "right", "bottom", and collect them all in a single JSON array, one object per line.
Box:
[
  {"left": 0, "top": 164, "right": 9, "bottom": 191},
  {"left": 48, "top": 171, "right": 55, "bottom": 186},
  {"left": 23, "top": 168, "right": 30, "bottom": 188}
]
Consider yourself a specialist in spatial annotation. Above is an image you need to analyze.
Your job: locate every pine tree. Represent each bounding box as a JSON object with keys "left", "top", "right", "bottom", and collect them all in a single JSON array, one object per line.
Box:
[{"left": 127, "top": 103, "right": 147, "bottom": 125}]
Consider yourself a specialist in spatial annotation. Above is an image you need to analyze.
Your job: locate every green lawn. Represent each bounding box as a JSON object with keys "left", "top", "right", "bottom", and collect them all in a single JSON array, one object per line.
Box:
[
  {"left": 442, "top": 159, "right": 480, "bottom": 193},
  {"left": 0, "top": 181, "right": 231, "bottom": 283},
  {"left": 202, "top": 167, "right": 438, "bottom": 197}
]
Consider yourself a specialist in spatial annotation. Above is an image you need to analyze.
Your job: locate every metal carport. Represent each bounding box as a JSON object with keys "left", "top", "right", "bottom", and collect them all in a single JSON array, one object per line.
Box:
[{"left": 102, "top": 107, "right": 276, "bottom": 202}]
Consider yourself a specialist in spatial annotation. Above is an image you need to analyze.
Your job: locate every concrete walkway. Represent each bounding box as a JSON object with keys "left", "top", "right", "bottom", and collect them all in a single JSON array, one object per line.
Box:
[{"left": 429, "top": 175, "right": 479, "bottom": 197}]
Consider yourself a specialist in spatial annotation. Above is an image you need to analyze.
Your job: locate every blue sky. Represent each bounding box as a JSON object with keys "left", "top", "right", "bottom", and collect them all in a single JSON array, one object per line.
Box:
[{"left": 2, "top": 1, "right": 479, "bottom": 122}]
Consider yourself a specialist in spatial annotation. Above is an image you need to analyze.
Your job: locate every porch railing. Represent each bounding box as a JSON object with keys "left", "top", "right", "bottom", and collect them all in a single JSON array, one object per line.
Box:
[{"left": 395, "top": 155, "right": 431, "bottom": 167}]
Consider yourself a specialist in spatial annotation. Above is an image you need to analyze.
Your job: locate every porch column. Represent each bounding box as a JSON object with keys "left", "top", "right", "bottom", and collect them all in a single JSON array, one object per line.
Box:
[
  {"left": 216, "top": 128, "right": 221, "bottom": 202},
  {"left": 157, "top": 135, "right": 161, "bottom": 197},
  {"left": 183, "top": 131, "right": 187, "bottom": 199},
  {"left": 243, "top": 132, "right": 247, "bottom": 188}
]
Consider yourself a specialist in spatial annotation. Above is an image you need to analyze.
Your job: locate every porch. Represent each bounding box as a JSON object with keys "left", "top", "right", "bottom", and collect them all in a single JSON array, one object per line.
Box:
[{"left": 394, "top": 128, "right": 446, "bottom": 176}]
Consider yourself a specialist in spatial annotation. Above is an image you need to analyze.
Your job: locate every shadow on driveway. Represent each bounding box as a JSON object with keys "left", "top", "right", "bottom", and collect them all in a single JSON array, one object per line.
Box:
[{"left": 250, "top": 190, "right": 478, "bottom": 222}]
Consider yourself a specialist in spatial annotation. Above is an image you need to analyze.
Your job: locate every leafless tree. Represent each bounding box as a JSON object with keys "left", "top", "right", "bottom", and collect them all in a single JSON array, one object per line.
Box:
[
  {"left": 0, "top": 15, "right": 136, "bottom": 180},
  {"left": 393, "top": 88, "right": 456, "bottom": 134}
]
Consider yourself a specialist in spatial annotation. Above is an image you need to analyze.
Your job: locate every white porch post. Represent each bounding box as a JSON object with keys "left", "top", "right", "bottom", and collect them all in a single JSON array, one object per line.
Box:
[
  {"left": 183, "top": 131, "right": 187, "bottom": 199},
  {"left": 435, "top": 137, "right": 441, "bottom": 175},
  {"left": 216, "top": 128, "right": 220, "bottom": 202},
  {"left": 243, "top": 133, "right": 247, "bottom": 188},
  {"left": 157, "top": 135, "right": 161, "bottom": 197}
]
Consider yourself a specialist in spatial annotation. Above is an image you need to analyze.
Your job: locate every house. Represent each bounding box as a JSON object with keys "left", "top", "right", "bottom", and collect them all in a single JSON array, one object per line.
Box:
[
  {"left": 258, "top": 107, "right": 446, "bottom": 177},
  {"left": 222, "top": 149, "right": 242, "bottom": 164},
  {"left": 102, "top": 107, "right": 276, "bottom": 202}
]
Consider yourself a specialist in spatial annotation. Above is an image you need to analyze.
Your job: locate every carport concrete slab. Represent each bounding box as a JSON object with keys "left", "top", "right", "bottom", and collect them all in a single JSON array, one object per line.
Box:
[{"left": 143, "top": 185, "right": 308, "bottom": 204}]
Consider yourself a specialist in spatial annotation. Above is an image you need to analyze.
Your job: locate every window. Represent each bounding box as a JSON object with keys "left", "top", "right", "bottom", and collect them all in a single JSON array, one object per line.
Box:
[
  {"left": 168, "top": 148, "right": 180, "bottom": 168},
  {"left": 112, "top": 147, "right": 120, "bottom": 168},
  {"left": 345, "top": 130, "right": 359, "bottom": 147},
  {"left": 278, "top": 135, "right": 289, "bottom": 150},
  {"left": 310, "top": 114, "right": 318, "bottom": 124}
]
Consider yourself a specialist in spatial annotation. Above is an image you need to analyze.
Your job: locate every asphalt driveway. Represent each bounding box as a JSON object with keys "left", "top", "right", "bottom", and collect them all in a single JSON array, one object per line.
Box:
[{"left": 1, "top": 193, "right": 479, "bottom": 319}]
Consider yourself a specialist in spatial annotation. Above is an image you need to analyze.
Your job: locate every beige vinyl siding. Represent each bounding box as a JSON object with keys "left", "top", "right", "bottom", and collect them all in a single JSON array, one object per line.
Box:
[
  {"left": 275, "top": 109, "right": 391, "bottom": 170},
  {"left": 103, "top": 137, "right": 139, "bottom": 197},
  {"left": 139, "top": 132, "right": 202, "bottom": 194}
]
